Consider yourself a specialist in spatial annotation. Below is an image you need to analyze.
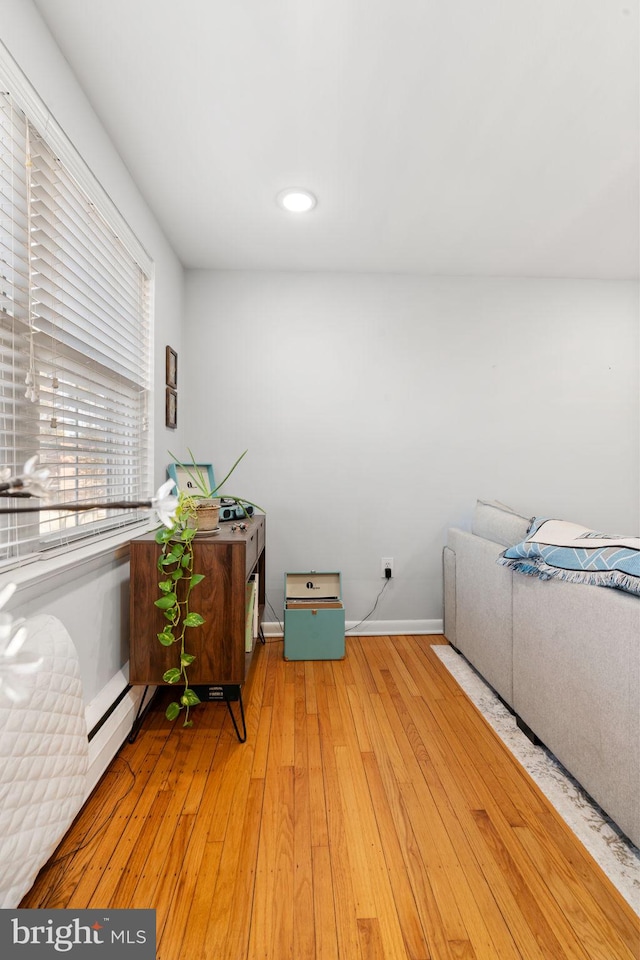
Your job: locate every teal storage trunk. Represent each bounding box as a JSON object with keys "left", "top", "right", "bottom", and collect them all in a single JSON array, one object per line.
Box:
[{"left": 284, "top": 572, "right": 345, "bottom": 661}]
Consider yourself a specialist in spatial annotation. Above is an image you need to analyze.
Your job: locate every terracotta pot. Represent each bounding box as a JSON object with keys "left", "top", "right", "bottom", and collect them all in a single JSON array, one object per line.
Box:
[{"left": 190, "top": 499, "right": 220, "bottom": 532}]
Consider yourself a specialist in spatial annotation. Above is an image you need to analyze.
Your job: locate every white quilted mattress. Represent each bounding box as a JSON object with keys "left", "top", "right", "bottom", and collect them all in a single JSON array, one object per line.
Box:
[{"left": 0, "top": 614, "right": 89, "bottom": 907}]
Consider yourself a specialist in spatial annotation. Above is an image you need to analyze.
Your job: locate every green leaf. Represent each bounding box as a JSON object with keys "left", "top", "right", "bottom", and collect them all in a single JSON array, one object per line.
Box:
[
  {"left": 163, "top": 667, "right": 182, "bottom": 684},
  {"left": 159, "top": 554, "right": 178, "bottom": 568},
  {"left": 158, "top": 579, "right": 173, "bottom": 593},
  {"left": 181, "top": 689, "right": 201, "bottom": 707},
  {"left": 184, "top": 612, "right": 205, "bottom": 627},
  {"left": 190, "top": 573, "right": 205, "bottom": 587},
  {"left": 154, "top": 594, "right": 177, "bottom": 609},
  {"left": 214, "top": 449, "right": 247, "bottom": 493},
  {"left": 183, "top": 719, "right": 194, "bottom": 728},
  {"left": 157, "top": 630, "right": 175, "bottom": 646},
  {"left": 170, "top": 542, "right": 185, "bottom": 559},
  {"left": 165, "top": 701, "right": 181, "bottom": 721},
  {"left": 180, "top": 653, "right": 196, "bottom": 667},
  {"left": 181, "top": 554, "right": 191, "bottom": 568}
]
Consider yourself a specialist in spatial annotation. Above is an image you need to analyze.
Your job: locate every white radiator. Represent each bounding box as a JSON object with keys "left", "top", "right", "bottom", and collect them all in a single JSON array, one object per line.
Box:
[{"left": 0, "top": 614, "right": 88, "bottom": 907}]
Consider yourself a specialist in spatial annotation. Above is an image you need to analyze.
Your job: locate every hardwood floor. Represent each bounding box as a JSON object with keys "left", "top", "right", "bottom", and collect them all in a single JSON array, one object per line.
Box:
[{"left": 22, "top": 636, "right": 639, "bottom": 959}]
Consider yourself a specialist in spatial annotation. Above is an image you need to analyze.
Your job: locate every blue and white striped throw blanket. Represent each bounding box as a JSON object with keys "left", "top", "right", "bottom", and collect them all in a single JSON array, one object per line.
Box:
[{"left": 497, "top": 517, "right": 640, "bottom": 597}]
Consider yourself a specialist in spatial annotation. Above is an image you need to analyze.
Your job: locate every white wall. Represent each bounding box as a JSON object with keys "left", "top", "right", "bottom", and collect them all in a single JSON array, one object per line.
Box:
[
  {"left": 1, "top": 0, "right": 638, "bottom": 717},
  {"left": 1, "top": 2, "right": 186, "bottom": 714},
  {"left": 184, "top": 271, "right": 639, "bottom": 628}
]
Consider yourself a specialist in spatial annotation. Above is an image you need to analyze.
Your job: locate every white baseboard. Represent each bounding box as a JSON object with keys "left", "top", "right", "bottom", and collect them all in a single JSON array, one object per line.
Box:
[
  {"left": 262, "top": 618, "right": 443, "bottom": 637},
  {"left": 348, "top": 618, "right": 444, "bottom": 636},
  {"left": 85, "top": 667, "right": 129, "bottom": 733},
  {"left": 85, "top": 684, "right": 152, "bottom": 797}
]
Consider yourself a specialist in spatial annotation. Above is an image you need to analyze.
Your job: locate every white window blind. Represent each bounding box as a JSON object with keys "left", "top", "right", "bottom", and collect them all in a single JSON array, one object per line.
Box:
[{"left": 0, "top": 84, "right": 152, "bottom": 566}]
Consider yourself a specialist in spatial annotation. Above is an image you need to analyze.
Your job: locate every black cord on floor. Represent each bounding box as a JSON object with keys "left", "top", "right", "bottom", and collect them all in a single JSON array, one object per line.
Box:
[
  {"left": 37, "top": 756, "right": 137, "bottom": 905},
  {"left": 262, "top": 594, "right": 284, "bottom": 641},
  {"left": 346, "top": 577, "right": 390, "bottom": 633}
]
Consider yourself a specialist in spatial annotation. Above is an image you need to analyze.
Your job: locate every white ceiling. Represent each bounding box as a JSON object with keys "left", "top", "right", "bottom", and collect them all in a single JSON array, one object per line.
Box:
[{"left": 32, "top": 0, "right": 639, "bottom": 278}]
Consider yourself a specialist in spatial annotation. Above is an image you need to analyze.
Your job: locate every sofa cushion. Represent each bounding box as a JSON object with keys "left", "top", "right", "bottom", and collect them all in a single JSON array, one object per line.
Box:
[{"left": 472, "top": 499, "right": 532, "bottom": 547}]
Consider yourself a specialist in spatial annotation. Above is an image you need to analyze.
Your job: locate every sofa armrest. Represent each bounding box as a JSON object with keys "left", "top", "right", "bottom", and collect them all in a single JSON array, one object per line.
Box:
[
  {"left": 445, "top": 527, "right": 515, "bottom": 705},
  {"left": 443, "top": 544, "right": 456, "bottom": 646}
]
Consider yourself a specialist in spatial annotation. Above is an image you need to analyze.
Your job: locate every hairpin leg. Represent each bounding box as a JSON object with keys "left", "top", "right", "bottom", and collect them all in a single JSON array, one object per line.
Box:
[
  {"left": 223, "top": 685, "right": 247, "bottom": 742},
  {"left": 128, "top": 685, "right": 157, "bottom": 743}
]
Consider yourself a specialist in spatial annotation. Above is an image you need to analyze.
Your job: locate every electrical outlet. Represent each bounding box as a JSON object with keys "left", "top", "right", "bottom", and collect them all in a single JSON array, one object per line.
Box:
[{"left": 381, "top": 557, "right": 394, "bottom": 578}]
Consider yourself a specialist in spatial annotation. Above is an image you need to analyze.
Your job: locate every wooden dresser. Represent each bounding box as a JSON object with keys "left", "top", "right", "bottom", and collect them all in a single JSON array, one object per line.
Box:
[{"left": 128, "top": 514, "right": 265, "bottom": 738}]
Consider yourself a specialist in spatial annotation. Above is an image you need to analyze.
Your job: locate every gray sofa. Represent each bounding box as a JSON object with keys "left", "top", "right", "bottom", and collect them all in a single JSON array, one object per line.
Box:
[{"left": 443, "top": 500, "right": 640, "bottom": 849}]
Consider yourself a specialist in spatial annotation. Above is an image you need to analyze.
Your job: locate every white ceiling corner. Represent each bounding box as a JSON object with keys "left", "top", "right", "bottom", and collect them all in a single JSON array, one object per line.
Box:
[{"left": 31, "top": 0, "right": 640, "bottom": 279}]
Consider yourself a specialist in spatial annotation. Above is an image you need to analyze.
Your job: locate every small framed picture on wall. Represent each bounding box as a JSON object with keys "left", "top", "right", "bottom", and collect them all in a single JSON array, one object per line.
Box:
[
  {"left": 166, "top": 387, "right": 177, "bottom": 429},
  {"left": 166, "top": 346, "right": 178, "bottom": 388}
]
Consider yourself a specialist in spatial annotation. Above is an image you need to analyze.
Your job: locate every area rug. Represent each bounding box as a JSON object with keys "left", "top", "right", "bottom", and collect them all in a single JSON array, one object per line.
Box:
[{"left": 431, "top": 644, "right": 640, "bottom": 914}]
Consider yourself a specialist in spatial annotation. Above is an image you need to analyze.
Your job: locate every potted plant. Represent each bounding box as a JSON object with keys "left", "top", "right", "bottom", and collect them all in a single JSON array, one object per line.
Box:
[
  {"left": 154, "top": 450, "right": 263, "bottom": 726},
  {"left": 168, "top": 448, "right": 262, "bottom": 533},
  {"left": 154, "top": 493, "right": 204, "bottom": 725}
]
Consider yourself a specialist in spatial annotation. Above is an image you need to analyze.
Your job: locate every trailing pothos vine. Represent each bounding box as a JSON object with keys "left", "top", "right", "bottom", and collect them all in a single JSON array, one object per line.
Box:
[{"left": 154, "top": 494, "right": 204, "bottom": 726}]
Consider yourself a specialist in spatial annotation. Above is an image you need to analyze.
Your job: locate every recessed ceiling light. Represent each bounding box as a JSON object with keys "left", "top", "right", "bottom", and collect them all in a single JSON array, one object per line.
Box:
[{"left": 276, "top": 188, "right": 317, "bottom": 213}]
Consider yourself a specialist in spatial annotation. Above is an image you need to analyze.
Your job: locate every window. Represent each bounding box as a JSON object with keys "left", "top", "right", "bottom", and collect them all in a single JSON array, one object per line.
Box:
[{"left": 0, "top": 66, "right": 152, "bottom": 566}]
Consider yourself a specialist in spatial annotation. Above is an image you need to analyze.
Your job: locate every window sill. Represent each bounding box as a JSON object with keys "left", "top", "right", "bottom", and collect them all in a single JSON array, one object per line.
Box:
[{"left": 5, "top": 519, "right": 156, "bottom": 596}]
